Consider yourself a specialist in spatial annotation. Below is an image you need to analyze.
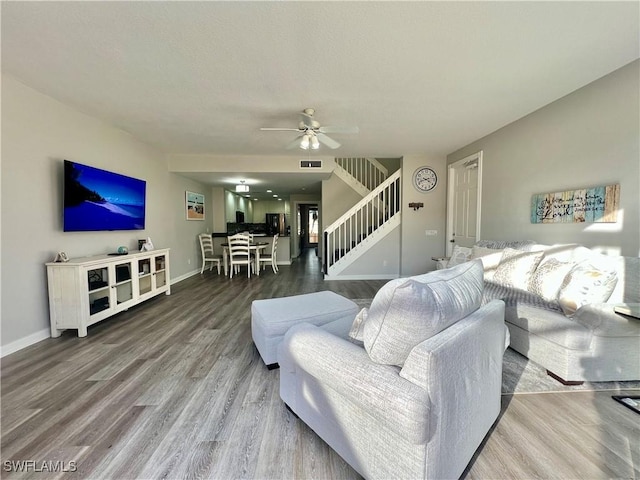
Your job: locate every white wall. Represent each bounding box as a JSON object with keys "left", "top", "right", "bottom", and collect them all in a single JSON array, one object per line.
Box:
[
  {"left": 340, "top": 226, "right": 401, "bottom": 277},
  {"left": 401, "top": 155, "right": 448, "bottom": 275},
  {"left": 320, "top": 174, "right": 365, "bottom": 262},
  {"left": 447, "top": 60, "right": 640, "bottom": 257},
  {"left": 376, "top": 157, "right": 402, "bottom": 175},
  {"left": 322, "top": 156, "right": 447, "bottom": 277},
  {"left": 210, "top": 186, "right": 226, "bottom": 232},
  {"left": 1, "top": 75, "right": 209, "bottom": 351},
  {"left": 224, "top": 189, "right": 255, "bottom": 225},
  {"left": 322, "top": 174, "right": 363, "bottom": 226},
  {"left": 252, "top": 199, "right": 288, "bottom": 224},
  {"left": 167, "top": 153, "right": 335, "bottom": 177}
]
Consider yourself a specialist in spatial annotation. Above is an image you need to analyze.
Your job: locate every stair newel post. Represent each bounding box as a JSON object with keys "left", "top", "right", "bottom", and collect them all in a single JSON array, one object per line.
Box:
[
  {"left": 323, "top": 231, "right": 328, "bottom": 273},
  {"left": 396, "top": 176, "right": 401, "bottom": 215}
]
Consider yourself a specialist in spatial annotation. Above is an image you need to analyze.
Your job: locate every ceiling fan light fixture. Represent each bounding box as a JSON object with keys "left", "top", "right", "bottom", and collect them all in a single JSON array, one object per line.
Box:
[
  {"left": 300, "top": 133, "right": 311, "bottom": 150},
  {"left": 235, "top": 180, "right": 249, "bottom": 193},
  {"left": 262, "top": 108, "right": 357, "bottom": 150}
]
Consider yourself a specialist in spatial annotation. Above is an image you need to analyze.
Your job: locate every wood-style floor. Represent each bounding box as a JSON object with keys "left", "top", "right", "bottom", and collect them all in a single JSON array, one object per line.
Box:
[{"left": 2, "top": 250, "right": 639, "bottom": 479}]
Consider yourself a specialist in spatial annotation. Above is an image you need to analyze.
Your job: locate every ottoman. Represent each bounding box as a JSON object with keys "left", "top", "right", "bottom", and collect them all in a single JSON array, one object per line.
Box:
[{"left": 251, "top": 291, "right": 360, "bottom": 368}]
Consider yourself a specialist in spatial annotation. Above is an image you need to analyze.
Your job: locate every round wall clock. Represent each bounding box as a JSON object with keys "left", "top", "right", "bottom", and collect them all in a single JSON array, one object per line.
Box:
[{"left": 413, "top": 166, "right": 438, "bottom": 192}]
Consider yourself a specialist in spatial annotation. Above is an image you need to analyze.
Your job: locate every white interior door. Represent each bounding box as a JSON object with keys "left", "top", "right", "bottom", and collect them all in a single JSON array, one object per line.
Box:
[{"left": 446, "top": 152, "right": 482, "bottom": 255}]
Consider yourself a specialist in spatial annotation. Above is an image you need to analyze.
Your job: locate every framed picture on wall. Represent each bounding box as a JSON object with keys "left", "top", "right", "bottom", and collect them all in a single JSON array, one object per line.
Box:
[{"left": 186, "top": 191, "right": 205, "bottom": 221}]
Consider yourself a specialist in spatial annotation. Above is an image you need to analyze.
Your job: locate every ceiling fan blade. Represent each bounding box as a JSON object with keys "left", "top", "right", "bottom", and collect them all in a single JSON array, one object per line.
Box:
[
  {"left": 317, "top": 133, "right": 341, "bottom": 149},
  {"left": 318, "top": 125, "right": 360, "bottom": 134},
  {"left": 260, "top": 127, "right": 302, "bottom": 132},
  {"left": 285, "top": 135, "right": 304, "bottom": 150}
]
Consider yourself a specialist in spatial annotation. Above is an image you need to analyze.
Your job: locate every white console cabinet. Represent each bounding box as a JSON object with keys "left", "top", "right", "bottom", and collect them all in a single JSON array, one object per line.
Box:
[{"left": 46, "top": 249, "right": 170, "bottom": 337}]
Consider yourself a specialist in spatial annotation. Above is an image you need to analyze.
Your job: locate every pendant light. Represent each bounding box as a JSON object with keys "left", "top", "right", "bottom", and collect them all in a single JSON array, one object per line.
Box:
[{"left": 235, "top": 180, "right": 249, "bottom": 193}]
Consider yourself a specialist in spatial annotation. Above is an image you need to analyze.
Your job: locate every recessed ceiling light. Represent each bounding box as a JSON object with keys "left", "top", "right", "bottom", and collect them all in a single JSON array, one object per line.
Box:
[
  {"left": 253, "top": 198, "right": 258, "bottom": 201},
  {"left": 266, "top": 189, "right": 272, "bottom": 193},
  {"left": 273, "top": 194, "right": 278, "bottom": 198},
  {"left": 245, "top": 195, "right": 250, "bottom": 198},
  {"left": 278, "top": 198, "right": 283, "bottom": 201}
]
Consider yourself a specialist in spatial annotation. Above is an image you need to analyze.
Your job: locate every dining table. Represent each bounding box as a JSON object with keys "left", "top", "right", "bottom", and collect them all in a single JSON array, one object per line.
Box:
[{"left": 220, "top": 241, "right": 268, "bottom": 277}]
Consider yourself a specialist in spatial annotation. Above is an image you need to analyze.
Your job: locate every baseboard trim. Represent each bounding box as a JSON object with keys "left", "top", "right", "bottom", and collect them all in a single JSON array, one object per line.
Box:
[
  {"left": 170, "top": 269, "right": 200, "bottom": 285},
  {"left": 2, "top": 270, "right": 199, "bottom": 358},
  {"left": 0, "top": 328, "right": 51, "bottom": 358},
  {"left": 324, "top": 274, "right": 400, "bottom": 281}
]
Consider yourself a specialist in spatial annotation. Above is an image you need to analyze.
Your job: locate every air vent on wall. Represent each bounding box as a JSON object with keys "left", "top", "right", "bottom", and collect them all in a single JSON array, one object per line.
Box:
[{"left": 300, "top": 160, "right": 323, "bottom": 169}]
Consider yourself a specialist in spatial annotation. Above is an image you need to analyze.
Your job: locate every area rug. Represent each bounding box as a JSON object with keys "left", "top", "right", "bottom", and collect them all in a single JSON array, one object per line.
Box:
[{"left": 349, "top": 299, "right": 640, "bottom": 395}]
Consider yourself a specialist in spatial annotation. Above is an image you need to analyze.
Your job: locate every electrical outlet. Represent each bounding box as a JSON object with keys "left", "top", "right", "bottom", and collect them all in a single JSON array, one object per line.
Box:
[{"left": 425, "top": 230, "right": 438, "bottom": 236}]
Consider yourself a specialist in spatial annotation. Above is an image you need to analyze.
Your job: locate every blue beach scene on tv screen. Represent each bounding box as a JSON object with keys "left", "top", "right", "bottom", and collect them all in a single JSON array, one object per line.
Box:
[{"left": 64, "top": 160, "right": 146, "bottom": 231}]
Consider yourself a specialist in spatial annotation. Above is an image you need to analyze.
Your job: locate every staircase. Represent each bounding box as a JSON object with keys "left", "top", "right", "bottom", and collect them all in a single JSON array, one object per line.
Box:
[
  {"left": 323, "top": 164, "right": 401, "bottom": 278},
  {"left": 333, "top": 157, "right": 389, "bottom": 197}
]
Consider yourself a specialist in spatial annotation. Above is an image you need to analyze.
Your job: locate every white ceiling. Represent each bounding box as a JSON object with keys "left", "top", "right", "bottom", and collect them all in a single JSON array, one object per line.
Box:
[{"left": 3, "top": 1, "right": 639, "bottom": 196}]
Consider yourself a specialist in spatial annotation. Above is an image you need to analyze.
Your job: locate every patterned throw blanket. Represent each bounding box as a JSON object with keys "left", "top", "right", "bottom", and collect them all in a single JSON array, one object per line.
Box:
[{"left": 482, "top": 280, "right": 563, "bottom": 313}]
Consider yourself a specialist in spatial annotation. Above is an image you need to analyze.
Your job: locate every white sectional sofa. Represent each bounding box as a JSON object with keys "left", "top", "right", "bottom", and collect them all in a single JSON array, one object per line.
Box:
[{"left": 453, "top": 241, "right": 640, "bottom": 383}]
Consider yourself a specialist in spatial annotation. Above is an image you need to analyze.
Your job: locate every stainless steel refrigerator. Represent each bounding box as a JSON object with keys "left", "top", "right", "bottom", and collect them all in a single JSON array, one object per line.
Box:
[{"left": 265, "top": 213, "right": 286, "bottom": 236}]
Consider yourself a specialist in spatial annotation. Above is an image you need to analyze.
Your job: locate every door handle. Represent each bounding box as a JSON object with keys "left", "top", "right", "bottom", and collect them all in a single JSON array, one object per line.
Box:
[{"left": 449, "top": 239, "right": 455, "bottom": 243}]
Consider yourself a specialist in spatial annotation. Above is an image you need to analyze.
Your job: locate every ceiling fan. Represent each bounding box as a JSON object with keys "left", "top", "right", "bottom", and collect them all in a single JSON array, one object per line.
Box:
[{"left": 260, "top": 108, "right": 359, "bottom": 150}]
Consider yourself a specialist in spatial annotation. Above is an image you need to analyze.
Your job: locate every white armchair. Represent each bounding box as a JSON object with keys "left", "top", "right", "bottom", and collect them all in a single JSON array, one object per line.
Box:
[{"left": 278, "top": 261, "right": 508, "bottom": 480}]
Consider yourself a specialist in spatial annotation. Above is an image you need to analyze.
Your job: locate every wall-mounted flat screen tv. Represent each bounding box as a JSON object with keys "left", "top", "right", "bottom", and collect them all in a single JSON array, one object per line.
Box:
[{"left": 63, "top": 160, "right": 146, "bottom": 231}]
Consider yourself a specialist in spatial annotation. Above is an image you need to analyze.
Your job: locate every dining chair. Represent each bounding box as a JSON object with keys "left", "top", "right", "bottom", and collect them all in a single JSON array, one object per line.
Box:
[
  {"left": 227, "top": 233, "right": 253, "bottom": 278},
  {"left": 259, "top": 234, "right": 279, "bottom": 274},
  {"left": 198, "top": 233, "right": 222, "bottom": 275}
]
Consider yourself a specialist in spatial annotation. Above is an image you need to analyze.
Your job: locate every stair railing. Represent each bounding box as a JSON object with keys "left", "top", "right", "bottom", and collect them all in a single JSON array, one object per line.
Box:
[
  {"left": 334, "top": 157, "right": 388, "bottom": 192},
  {"left": 324, "top": 170, "right": 401, "bottom": 273}
]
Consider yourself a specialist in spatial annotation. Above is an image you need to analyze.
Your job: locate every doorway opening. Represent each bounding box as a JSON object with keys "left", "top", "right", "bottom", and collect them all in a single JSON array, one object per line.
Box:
[{"left": 297, "top": 204, "right": 319, "bottom": 254}]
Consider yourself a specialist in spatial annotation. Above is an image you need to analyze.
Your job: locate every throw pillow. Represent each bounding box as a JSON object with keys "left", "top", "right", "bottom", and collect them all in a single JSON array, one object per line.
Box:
[
  {"left": 362, "top": 259, "right": 484, "bottom": 367},
  {"left": 470, "top": 245, "right": 501, "bottom": 261},
  {"left": 529, "top": 258, "right": 575, "bottom": 303},
  {"left": 470, "top": 246, "right": 503, "bottom": 280},
  {"left": 348, "top": 308, "right": 368, "bottom": 345},
  {"left": 493, "top": 248, "right": 544, "bottom": 291},
  {"left": 448, "top": 245, "right": 472, "bottom": 267},
  {"left": 558, "top": 263, "right": 618, "bottom": 316}
]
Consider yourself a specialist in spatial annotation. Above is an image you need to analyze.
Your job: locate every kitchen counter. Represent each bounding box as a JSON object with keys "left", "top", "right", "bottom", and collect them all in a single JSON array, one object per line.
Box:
[{"left": 212, "top": 232, "right": 289, "bottom": 238}]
